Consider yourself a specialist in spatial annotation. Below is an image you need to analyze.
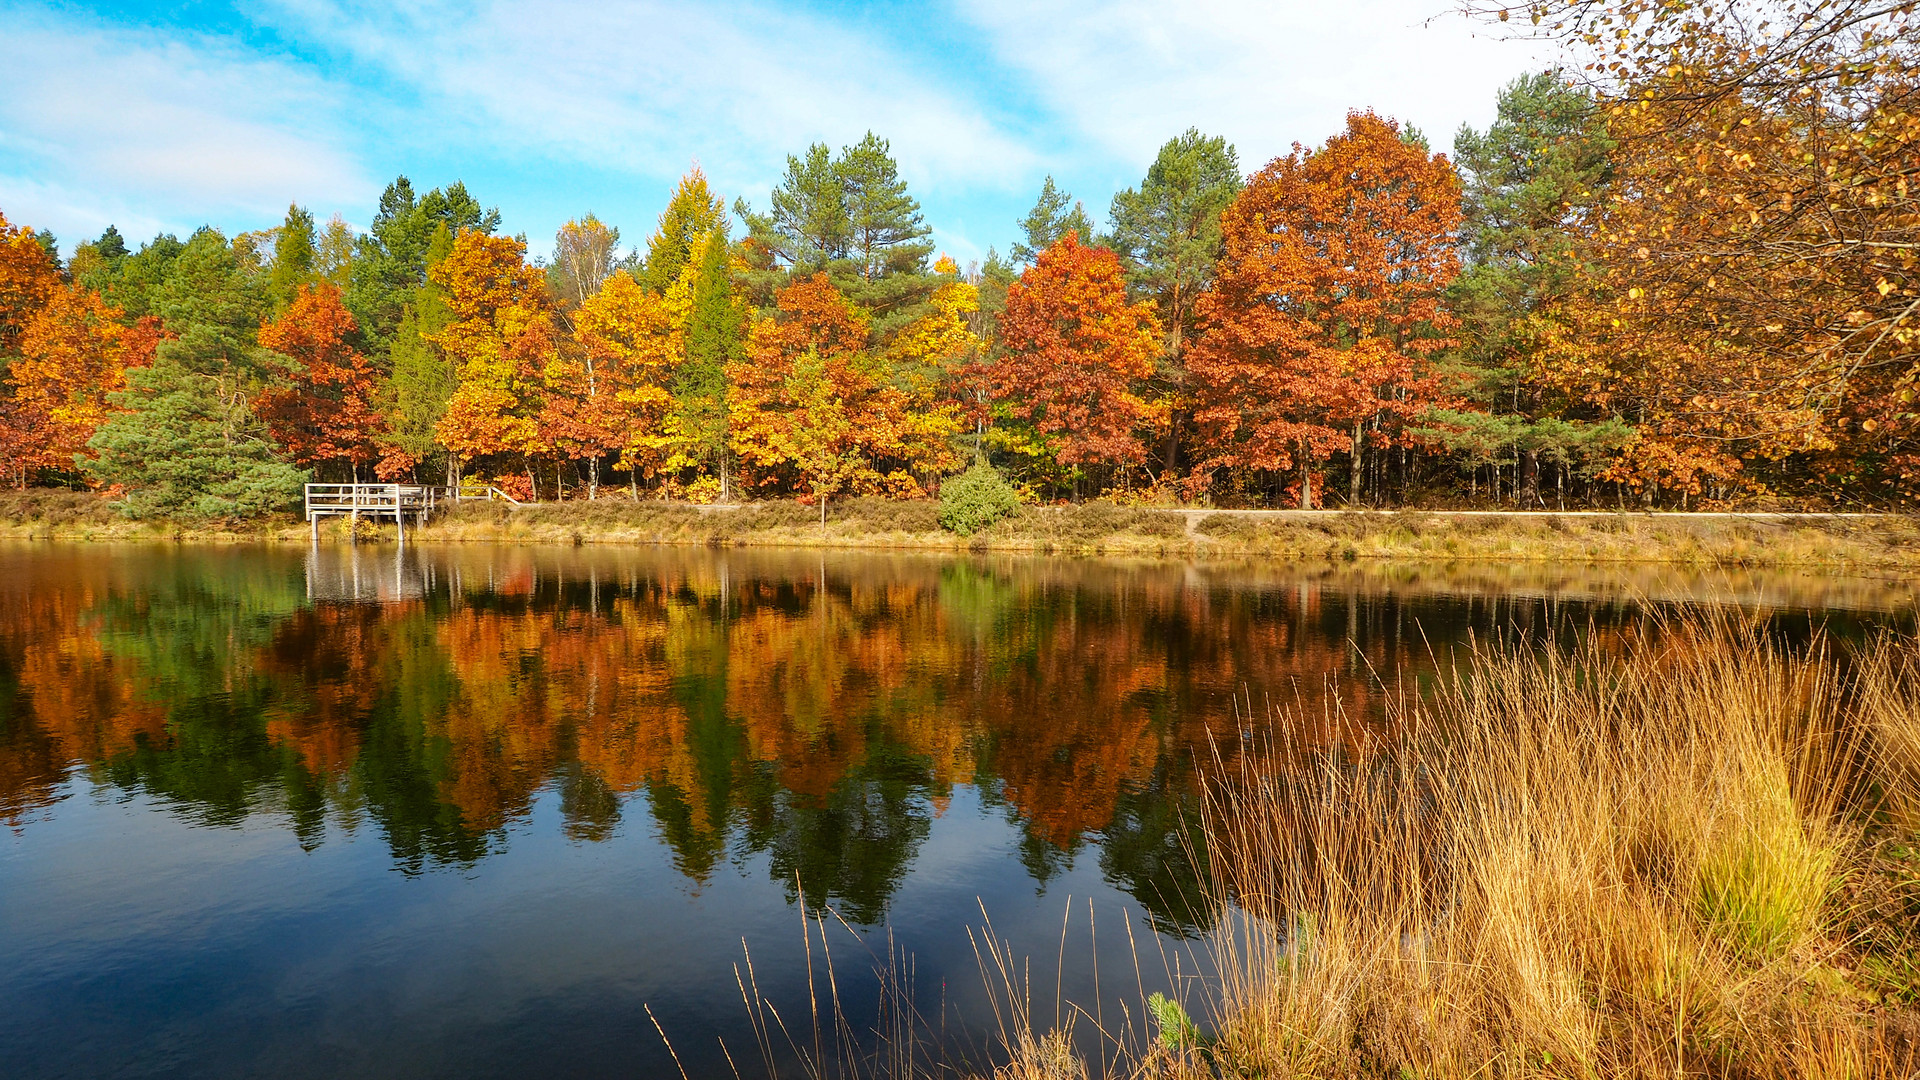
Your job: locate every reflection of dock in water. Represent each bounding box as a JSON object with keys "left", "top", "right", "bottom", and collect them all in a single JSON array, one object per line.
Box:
[{"left": 304, "top": 547, "right": 440, "bottom": 603}]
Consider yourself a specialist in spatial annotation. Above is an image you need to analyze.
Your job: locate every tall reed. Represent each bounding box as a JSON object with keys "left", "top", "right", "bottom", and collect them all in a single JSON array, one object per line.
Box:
[{"left": 1167, "top": 616, "right": 1920, "bottom": 1079}]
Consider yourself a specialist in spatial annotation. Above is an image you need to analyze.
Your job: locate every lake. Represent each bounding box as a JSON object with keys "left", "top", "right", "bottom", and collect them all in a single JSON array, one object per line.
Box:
[{"left": 1, "top": 543, "right": 1912, "bottom": 1079}]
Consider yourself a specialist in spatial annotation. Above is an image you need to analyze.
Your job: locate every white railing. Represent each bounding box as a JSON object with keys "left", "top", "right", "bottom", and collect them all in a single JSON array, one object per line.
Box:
[
  {"left": 456, "top": 483, "right": 525, "bottom": 507},
  {"left": 304, "top": 484, "right": 456, "bottom": 543}
]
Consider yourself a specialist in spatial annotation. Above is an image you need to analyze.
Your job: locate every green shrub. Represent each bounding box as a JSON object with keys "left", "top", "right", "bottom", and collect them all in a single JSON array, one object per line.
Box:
[{"left": 939, "top": 464, "right": 1022, "bottom": 536}]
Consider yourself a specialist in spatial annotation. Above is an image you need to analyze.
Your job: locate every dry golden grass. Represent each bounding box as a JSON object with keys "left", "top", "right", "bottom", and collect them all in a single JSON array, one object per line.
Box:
[
  {"left": 3, "top": 489, "right": 1916, "bottom": 570},
  {"left": 1153, "top": 617, "right": 1920, "bottom": 1079}
]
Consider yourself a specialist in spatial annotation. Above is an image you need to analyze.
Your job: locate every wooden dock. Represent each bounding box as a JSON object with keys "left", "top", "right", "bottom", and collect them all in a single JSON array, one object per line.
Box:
[{"left": 304, "top": 484, "right": 454, "bottom": 544}]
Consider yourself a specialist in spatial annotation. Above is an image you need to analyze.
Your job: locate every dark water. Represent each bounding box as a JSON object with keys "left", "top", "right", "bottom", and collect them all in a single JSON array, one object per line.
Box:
[{"left": 0, "top": 543, "right": 1912, "bottom": 1079}]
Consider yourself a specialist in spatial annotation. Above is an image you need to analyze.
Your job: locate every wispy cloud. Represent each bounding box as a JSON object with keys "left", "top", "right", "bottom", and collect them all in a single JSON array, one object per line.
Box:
[
  {"left": 955, "top": 0, "right": 1546, "bottom": 169},
  {"left": 0, "top": 4, "right": 376, "bottom": 240},
  {"left": 256, "top": 0, "right": 1043, "bottom": 206}
]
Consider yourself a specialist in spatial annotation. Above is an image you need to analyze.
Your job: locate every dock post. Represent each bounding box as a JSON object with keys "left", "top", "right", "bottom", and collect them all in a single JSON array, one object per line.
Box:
[
  {"left": 395, "top": 485, "right": 405, "bottom": 548},
  {"left": 311, "top": 512, "right": 319, "bottom": 544}
]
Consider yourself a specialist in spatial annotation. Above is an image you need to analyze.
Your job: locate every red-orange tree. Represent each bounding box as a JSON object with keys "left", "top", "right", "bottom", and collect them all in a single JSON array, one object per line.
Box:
[
  {"left": 991, "top": 234, "right": 1163, "bottom": 480},
  {"left": 1191, "top": 111, "right": 1461, "bottom": 507},
  {"left": 256, "top": 284, "right": 388, "bottom": 479}
]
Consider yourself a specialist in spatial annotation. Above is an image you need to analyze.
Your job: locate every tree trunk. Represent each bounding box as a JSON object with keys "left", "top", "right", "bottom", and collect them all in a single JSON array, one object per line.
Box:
[
  {"left": 1299, "top": 436, "right": 1314, "bottom": 510},
  {"left": 589, "top": 456, "right": 599, "bottom": 500},
  {"left": 1349, "top": 420, "right": 1364, "bottom": 507}
]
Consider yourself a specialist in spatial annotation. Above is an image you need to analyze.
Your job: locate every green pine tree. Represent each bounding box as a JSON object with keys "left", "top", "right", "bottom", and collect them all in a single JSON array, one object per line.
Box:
[
  {"left": 86, "top": 232, "right": 184, "bottom": 319},
  {"left": 767, "top": 143, "right": 852, "bottom": 270},
  {"left": 346, "top": 176, "right": 499, "bottom": 353},
  {"left": 840, "top": 132, "right": 932, "bottom": 282},
  {"left": 267, "top": 203, "right": 318, "bottom": 313},
  {"left": 1012, "top": 176, "right": 1094, "bottom": 265},
  {"left": 1107, "top": 130, "right": 1241, "bottom": 351},
  {"left": 385, "top": 224, "right": 458, "bottom": 478},
  {"left": 86, "top": 361, "right": 308, "bottom": 519},
  {"left": 84, "top": 226, "right": 305, "bottom": 518},
  {"left": 673, "top": 230, "right": 743, "bottom": 498},
  {"left": 1447, "top": 71, "right": 1619, "bottom": 503}
]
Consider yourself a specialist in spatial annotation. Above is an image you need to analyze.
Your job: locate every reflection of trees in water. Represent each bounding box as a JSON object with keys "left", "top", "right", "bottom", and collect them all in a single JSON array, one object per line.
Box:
[{"left": 0, "top": 546, "right": 1890, "bottom": 924}]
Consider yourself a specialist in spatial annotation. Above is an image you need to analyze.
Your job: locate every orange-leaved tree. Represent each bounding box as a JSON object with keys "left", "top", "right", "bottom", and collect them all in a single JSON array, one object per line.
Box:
[
  {"left": 428, "top": 230, "right": 553, "bottom": 491},
  {"left": 730, "top": 274, "right": 957, "bottom": 501},
  {"left": 1191, "top": 111, "right": 1461, "bottom": 507},
  {"left": 2, "top": 284, "right": 147, "bottom": 485},
  {"left": 0, "top": 211, "right": 59, "bottom": 358},
  {"left": 1471, "top": 0, "right": 1920, "bottom": 504},
  {"left": 990, "top": 233, "right": 1163, "bottom": 484},
  {"left": 256, "top": 284, "right": 388, "bottom": 480}
]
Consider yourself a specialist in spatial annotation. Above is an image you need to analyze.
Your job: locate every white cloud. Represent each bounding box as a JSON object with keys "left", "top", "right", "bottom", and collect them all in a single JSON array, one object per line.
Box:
[
  {"left": 256, "top": 0, "right": 1044, "bottom": 208},
  {"left": 954, "top": 0, "right": 1549, "bottom": 169},
  {"left": 0, "top": 6, "right": 377, "bottom": 241}
]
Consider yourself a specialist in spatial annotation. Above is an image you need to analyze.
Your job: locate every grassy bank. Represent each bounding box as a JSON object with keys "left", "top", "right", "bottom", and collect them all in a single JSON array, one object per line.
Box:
[
  {"left": 4, "top": 489, "right": 1918, "bottom": 570},
  {"left": 741, "top": 620, "right": 1920, "bottom": 1079}
]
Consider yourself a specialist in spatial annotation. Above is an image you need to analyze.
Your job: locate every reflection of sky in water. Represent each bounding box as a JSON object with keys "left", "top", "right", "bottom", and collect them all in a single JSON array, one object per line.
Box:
[
  {"left": 1, "top": 782, "right": 1172, "bottom": 1078},
  {"left": 0, "top": 544, "right": 1911, "bottom": 1078}
]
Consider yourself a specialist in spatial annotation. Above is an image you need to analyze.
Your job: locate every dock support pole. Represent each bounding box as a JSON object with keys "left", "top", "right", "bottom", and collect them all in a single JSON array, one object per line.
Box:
[{"left": 310, "top": 513, "right": 318, "bottom": 544}]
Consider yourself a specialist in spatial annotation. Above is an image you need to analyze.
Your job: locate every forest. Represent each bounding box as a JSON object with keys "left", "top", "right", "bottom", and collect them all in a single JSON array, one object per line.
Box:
[{"left": 1, "top": 0, "right": 1916, "bottom": 514}]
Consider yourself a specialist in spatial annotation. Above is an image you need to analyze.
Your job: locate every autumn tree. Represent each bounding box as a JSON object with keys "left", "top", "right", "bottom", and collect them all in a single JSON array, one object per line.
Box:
[
  {"left": 429, "top": 230, "right": 553, "bottom": 490},
  {"left": 642, "top": 169, "right": 727, "bottom": 296},
  {"left": 0, "top": 211, "right": 60, "bottom": 356},
  {"left": 1191, "top": 112, "right": 1461, "bottom": 507},
  {"left": 1, "top": 284, "right": 148, "bottom": 485},
  {"left": 256, "top": 284, "right": 388, "bottom": 480},
  {"left": 730, "top": 275, "right": 957, "bottom": 502},
  {"left": 548, "top": 214, "right": 623, "bottom": 312},
  {"left": 887, "top": 256, "right": 981, "bottom": 397},
  {"left": 569, "top": 272, "right": 677, "bottom": 494},
  {"left": 992, "top": 234, "right": 1163, "bottom": 489},
  {"left": 1470, "top": 0, "right": 1920, "bottom": 504}
]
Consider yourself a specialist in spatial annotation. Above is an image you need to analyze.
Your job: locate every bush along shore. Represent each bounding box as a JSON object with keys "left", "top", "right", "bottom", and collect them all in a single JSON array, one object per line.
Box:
[{"left": 3, "top": 489, "right": 1919, "bottom": 570}]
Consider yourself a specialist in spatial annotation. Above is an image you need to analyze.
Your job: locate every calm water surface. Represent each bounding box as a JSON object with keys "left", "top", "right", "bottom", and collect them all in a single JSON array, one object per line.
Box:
[{"left": 1, "top": 543, "right": 1912, "bottom": 1079}]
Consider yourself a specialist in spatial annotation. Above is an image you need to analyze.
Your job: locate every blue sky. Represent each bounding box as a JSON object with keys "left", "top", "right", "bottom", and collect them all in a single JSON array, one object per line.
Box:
[{"left": 1, "top": 1, "right": 1547, "bottom": 268}]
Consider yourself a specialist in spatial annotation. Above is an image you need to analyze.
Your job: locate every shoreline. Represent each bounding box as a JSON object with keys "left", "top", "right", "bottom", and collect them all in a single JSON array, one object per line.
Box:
[{"left": 3, "top": 491, "right": 1917, "bottom": 571}]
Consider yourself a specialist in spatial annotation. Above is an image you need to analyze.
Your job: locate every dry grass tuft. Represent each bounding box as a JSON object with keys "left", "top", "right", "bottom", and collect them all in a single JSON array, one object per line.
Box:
[{"left": 1171, "top": 616, "right": 1920, "bottom": 1079}]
